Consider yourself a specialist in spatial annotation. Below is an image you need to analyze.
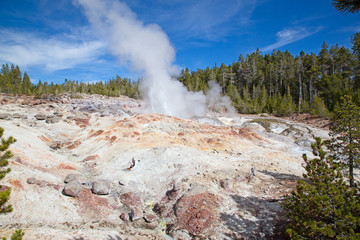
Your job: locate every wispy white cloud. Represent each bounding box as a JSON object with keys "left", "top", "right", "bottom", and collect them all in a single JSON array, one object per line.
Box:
[
  {"left": 0, "top": 28, "right": 106, "bottom": 72},
  {"left": 123, "top": 0, "right": 257, "bottom": 42},
  {"left": 261, "top": 26, "right": 322, "bottom": 52},
  {"left": 175, "top": 0, "right": 255, "bottom": 41},
  {"left": 338, "top": 24, "right": 360, "bottom": 33}
]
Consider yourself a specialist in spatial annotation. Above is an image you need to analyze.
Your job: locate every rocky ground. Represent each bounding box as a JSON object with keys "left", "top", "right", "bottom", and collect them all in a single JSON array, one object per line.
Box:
[{"left": 0, "top": 93, "right": 329, "bottom": 240}]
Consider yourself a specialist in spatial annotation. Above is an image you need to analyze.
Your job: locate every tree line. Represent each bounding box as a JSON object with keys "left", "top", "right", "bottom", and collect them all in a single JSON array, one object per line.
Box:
[
  {"left": 0, "top": 64, "right": 141, "bottom": 99},
  {"left": 1, "top": 33, "right": 360, "bottom": 118},
  {"left": 179, "top": 37, "right": 360, "bottom": 117}
]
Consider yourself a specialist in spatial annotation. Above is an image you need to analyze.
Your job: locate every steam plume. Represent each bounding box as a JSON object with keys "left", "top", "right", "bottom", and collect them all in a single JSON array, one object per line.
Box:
[{"left": 76, "top": 0, "right": 234, "bottom": 118}]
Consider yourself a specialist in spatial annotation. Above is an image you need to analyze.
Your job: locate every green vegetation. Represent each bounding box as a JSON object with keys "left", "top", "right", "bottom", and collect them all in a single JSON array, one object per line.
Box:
[
  {"left": 326, "top": 95, "right": 360, "bottom": 187},
  {"left": 283, "top": 96, "right": 360, "bottom": 238},
  {"left": 2, "top": 33, "right": 360, "bottom": 118},
  {"left": 0, "top": 127, "right": 23, "bottom": 240},
  {"left": 178, "top": 39, "right": 360, "bottom": 117},
  {"left": 332, "top": 0, "right": 360, "bottom": 14},
  {"left": 2, "top": 230, "right": 24, "bottom": 240},
  {"left": 0, "top": 64, "right": 141, "bottom": 99},
  {"left": 1, "top": 33, "right": 360, "bottom": 118},
  {"left": 283, "top": 137, "right": 360, "bottom": 239}
]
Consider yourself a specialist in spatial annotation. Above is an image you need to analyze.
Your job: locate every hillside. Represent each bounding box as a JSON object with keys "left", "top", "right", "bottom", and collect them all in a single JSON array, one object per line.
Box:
[{"left": 0, "top": 94, "right": 329, "bottom": 239}]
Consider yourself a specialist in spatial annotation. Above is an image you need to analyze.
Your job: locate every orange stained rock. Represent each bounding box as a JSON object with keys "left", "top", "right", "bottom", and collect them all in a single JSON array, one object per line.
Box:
[
  {"left": 9, "top": 179, "right": 24, "bottom": 189},
  {"left": 58, "top": 163, "right": 76, "bottom": 170}
]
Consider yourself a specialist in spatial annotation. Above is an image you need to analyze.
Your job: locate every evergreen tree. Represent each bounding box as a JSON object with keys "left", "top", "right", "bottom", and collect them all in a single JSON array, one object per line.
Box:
[
  {"left": 22, "top": 72, "right": 32, "bottom": 95},
  {"left": 0, "top": 127, "right": 16, "bottom": 214},
  {"left": 332, "top": 0, "right": 360, "bottom": 14},
  {"left": 311, "top": 95, "right": 331, "bottom": 118},
  {"left": 327, "top": 95, "right": 360, "bottom": 187},
  {"left": 283, "top": 137, "right": 360, "bottom": 239},
  {"left": 352, "top": 32, "right": 360, "bottom": 57},
  {"left": 319, "top": 42, "right": 332, "bottom": 77},
  {"left": 0, "top": 127, "right": 23, "bottom": 240}
]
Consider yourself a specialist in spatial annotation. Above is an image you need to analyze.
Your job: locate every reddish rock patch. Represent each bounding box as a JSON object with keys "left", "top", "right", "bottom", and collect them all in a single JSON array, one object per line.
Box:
[
  {"left": 119, "top": 192, "right": 142, "bottom": 208},
  {"left": 90, "top": 130, "right": 104, "bottom": 137},
  {"left": 109, "top": 136, "right": 117, "bottom": 143},
  {"left": 75, "top": 118, "right": 90, "bottom": 128},
  {"left": 77, "top": 188, "right": 115, "bottom": 217},
  {"left": 174, "top": 192, "right": 219, "bottom": 237},
  {"left": 237, "top": 128, "right": 262, "bottom": 140},
  {"left": 38, "top": 135, "right": 53, "bottom": 143},
  {"left": 58, "top": 163, "right": 76, "bottom": 170},
  {"left": 66, "top": 140, "right": 81, "bottom": 149},
  {"left": 82, "top": 155, "right": 99, "bottom": 162}
]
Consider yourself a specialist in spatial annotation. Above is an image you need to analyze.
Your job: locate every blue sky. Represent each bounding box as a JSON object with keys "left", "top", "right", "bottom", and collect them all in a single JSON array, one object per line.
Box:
[{"left": 0, "top": 0, "right": 359, "bottom": 84}]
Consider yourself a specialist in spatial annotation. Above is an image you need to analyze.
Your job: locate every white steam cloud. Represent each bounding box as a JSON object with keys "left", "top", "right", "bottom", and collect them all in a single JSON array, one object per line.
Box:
[{"left": 75, "top": 0, "right": 234, "bottom": 118}]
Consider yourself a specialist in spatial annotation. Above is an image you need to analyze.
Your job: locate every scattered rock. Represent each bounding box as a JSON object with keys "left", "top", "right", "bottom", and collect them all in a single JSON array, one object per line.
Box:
[
  {"left": 26, "top": 177, "right": 36, "bottom": 184},
  {"left": 120, "top": 212, "right": 129, "bottom": 222},
  {"left": 91, "top": 179, "right": 111, "bottom": 195},
  {"left": 63, "top": 181, "right": 83, "bottom": 197},
  {"left": 64, "top": 174, "right": 86, "bottom": 184},
  {"left": 143, "top": 214, "right": 157, "bottom": 223},
  {"left": 130, "top": 206, "right": 143, "bottom": 221},
  {"left": 53, "top": 112, "right": 63, "bottom": 117},
  {"left": 35, "top": 113, "right": 47, "bottom": 120},
  {"left": 220, "top": 178, "right": 233, "bottom": 189},
  {"left": 46, "top": 116, "right": 61, "bottom": 124},
  {"left": 12, "top": 113, "right": 21, "bottom": 118},
  {"left": 0, "top": 113, "right": 11, "bottom": 120},
  {"left": 34, "top": 112, "right": 46, "bottom": 120}
]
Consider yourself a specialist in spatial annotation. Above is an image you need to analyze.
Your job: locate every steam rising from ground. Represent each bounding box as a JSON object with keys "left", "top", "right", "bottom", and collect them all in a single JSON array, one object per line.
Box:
[{"left": 76, "top": 0, "right": 235, "bottom": 118}]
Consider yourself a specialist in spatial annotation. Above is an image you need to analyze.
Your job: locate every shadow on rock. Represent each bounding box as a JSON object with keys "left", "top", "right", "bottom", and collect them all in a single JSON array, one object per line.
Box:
[
  {"left": 107, "top": 235, "right": 123, "bottom": 240},
  {"left": 220, "top": 195, "right": 289, "bottom": 240},
  {"left": 258, "top": 170, "right": 300, "bottom": 181}
]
